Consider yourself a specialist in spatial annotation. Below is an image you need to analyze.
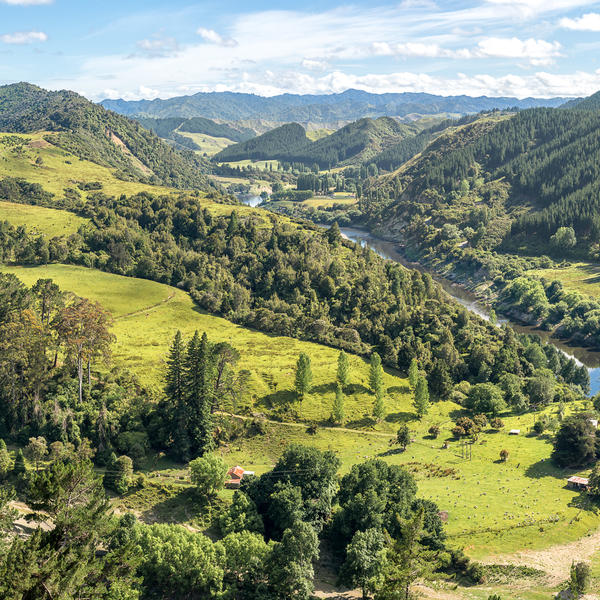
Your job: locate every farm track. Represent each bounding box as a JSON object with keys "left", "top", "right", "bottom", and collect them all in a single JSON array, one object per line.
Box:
[{"left": 114, "top": 293, "right": 176, "bottom": 320}]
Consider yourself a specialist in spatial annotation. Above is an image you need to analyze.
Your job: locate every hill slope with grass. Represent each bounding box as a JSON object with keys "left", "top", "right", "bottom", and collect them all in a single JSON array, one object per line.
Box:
[{"left": 0, "top": 82, "right": 213, "bottom": 190}]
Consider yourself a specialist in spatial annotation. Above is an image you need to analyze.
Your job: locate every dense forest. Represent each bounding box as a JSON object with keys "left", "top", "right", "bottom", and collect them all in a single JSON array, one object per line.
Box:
[
  {"left": 0, "top": 83, "right": 213, "bottom": 190},
  {"left": 214, "top": 117, "right": 417, "bottom": 169}
]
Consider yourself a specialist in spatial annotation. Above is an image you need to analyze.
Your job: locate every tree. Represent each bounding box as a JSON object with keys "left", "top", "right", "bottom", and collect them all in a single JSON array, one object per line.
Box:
[
  {"left": 337, "top": 350, "right": 350, "bottom": 387},
  {"left": 408, "top": 358, "right": 419, "bottom": 390},
  {"left": 490, "top": 417, "right": 504, "bottom": 430},
  {"left": 589, "top": 463, "right": 600, "bottom": 498},
  {"left": 31, "top": 278, "right": 63, "bottom": 326},
  {"left": 374, "top": 508, "right": 438, "bottom": 600},
  {"left": 499, "top": 449, "right": 509, "bottom": 462},
  {"left": 550, "top": 226, "right": 577, "bottom": 250},
  {"left": 53, "top": 297, "right": 114, "bottom": 403},
  {"left": 552, "top": 415, "right": 597, "bottom": 467},
  {"left": 105, "top": 453, "right": 133, "bottom": 495},
  {"left": 268, "top": 520, "right": 319, "bottom": 600},
  {"left": 373, "top": 387, "right": 385, "bottom": 421},
  {"left": 369, "top": 353, "right": 384, "bottom": 394},
  {"left": 569, "top": 561, "right": 590, "bottom": 597},
  {"left": 413, "top": 376, "right": 429, "bottom": 418},
  {"left": 0, "top": 440, "right": 10, "bottom": 478},
  {"left": 295, "top": 353, "right": 312, "bottom": 400},
  {"left": 428, "top": 425, "right": 440, "bottom": 438},
  {"left": 184, "top": 331, "right": 215, "bottom": 456},
  {"left": 164, "top": 330, "right": 191, "bottom": 461},
  {"left": 340, "top": 528, "right": 386, "bottom": 600},
  {"left": 427, "top": 360, "right": 452, "bottom": 399},
  {"left": 395, "top": 425, "right": 411, "bottom": 451},
  {"left": 332, "top": 383, "right": 345, "bottom": 424},
  {"left": 219, "top": 491, "right": 264, "bottom": 536},
  {"left": 466, "top": 383, "right": 506, "bottom": 416},
  {"left": 190, "top": 453, "right": 228, "bottom": 497},
  {"left": 12, "top": 449, "right": 26, "bottom": 475},
  {"left": 25, "top": 436, "right": 47, "bottom": 472}
]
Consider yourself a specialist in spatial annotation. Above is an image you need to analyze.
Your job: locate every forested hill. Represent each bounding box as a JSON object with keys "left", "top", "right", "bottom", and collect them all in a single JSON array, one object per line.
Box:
[
  {"left": 368, "top": 107, "right": 600, "bottom": 257},
  {"left": 100, "top": 88, "right": 571, "bottom": 122},
  {"left": 562, "top": 89, "right": 600, "bottom": 111},
  {"left": 214, "top": 117, "right": 418, "bottom": 169},
  {"left": 213, "top": 122, "right": 310, "bottom": 162},
  {"left": 0, "top": 82, "right": 214, "bottom": 190}
]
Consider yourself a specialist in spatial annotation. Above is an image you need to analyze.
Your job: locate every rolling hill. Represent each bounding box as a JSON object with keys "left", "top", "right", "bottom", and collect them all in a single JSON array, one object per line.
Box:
[
  {"left": 101, "top": 88, "right": 572, "bottom": 123},
  {"left": 0, "top": 82, "right": 214, "bottom": 190},
  {"left": 214, "top": 117, "right": 419, "bottom": 168}
]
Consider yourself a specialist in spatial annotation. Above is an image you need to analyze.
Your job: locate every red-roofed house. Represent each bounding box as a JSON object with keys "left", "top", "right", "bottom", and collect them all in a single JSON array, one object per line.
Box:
[
  {"left": 225, "top": 466, "right": 255, "bottom": 489},
  {"left": 567, "top": 476, "right": 589, "bottom": 491}
]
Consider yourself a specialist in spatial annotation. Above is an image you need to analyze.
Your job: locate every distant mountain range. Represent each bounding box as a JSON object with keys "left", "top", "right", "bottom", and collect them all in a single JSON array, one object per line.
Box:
[{"left": 100, "top": 89, "right": 573, "bottom": 124}]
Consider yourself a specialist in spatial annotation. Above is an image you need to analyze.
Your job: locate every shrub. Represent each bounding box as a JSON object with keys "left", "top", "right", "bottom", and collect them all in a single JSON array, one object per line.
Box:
[
  {"left": 569, "top": 561, "right": 590, "bottom": 597},
  {"left": 428, "top": 425, "right": 440, "bottom": 438},
  {"left": 500, "top": 449, "right": 509, "bottom": 462},
  {"left": 472, "top": 414, "right": 488, "bottom": 429},
  {"left": 452, "top": 426, "right": 466, "bottom": 438},
  {"left": 467, "top": 562, "right": 485, "bottom": 583},
  {"left": 490, "top": 417, "right": 504, "bottom": 430},
  {"left": 532, "top": 420, "right": 545, "bottom": 435}
]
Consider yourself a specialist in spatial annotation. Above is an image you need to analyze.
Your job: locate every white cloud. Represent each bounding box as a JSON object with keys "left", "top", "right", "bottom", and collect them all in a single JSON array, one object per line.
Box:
[
  {"left": 475, "top": 37, "right": 562, "bottom": 65},
  {"left": 560, "top": 12, "right": 600, "bottom": 31},
  {"left": 197, "top": 28, "right": 238, "bottom": 48},
  {"left": 1, "top": 31, "right": 47, "bottom": 44},
  {"left": 301, "top": 58, "right": 329, "bottom": 71},
  {"left": 483, "top": 0, "right": 598, "bottom": 18},
  {"left": 0, "top": 0, "right": 53, "bottom": 4},
  {"left": 136, "top": 37, "right": 179, "bottom": 58}
]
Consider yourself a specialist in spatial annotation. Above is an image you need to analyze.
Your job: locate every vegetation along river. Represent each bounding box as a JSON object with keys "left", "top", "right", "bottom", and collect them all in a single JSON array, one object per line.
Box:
[{"left": 338, "top": 226, "right": 600, "bottom": 397}]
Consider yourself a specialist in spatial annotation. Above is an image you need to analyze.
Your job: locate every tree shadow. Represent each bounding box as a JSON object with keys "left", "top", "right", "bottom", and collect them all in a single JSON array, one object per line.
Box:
[
  {"left": 377, "top": 447, "right": 405, "bottom": 457},
  {"left": 448, "top": 408, "right": 469, "bottom": 421},
  {"left": 345, "top": 416, "right": 376, "bottom": 429},
  {"left": 257, "top": 389, "right": 296, "bottom": 409},
  {"left": 311, "top": 383, "right": 336, "bottom": 395},
  {"left": 344, "top": 383, "right": 371, "bottom": 395},
  {"left": 385, "top": 411, "right": 417, "bottom": 424},
  {"left": 567, "top": 493, "right": 599, "bottom": 513},
  {"left": 387, "top": 385, "right": 411, "bottom": 395},
  {"left": 524, "top": 458, "right": 572, "bottom": 480}
]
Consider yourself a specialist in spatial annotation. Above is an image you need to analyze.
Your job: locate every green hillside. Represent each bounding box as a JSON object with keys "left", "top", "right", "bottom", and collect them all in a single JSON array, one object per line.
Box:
[
  {"left": 214, "top": 122, "right": 309, "bottom": 162},
  {"left": 0, "top": 83, "right": 213, "bottom": 190},
  {"left": 215, "top": 116, "right": 418, "bottom": 169}
]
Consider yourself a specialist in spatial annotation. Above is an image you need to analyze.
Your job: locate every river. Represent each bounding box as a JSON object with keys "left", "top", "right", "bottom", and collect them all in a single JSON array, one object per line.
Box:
[
  {"left": 238, "top": 195, "right": 263, "bottom": 208},
  {"left": 338, "top": 226, "right": 600, "bottom": 396}
]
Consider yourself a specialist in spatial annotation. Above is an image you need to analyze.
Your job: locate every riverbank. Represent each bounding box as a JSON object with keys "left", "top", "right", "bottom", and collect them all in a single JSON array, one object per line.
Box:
[{"left": 338, "top": 226, "right": 600, "bottom": 396}]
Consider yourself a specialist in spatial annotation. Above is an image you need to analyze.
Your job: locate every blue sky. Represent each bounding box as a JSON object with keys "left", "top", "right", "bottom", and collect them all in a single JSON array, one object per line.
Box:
[{"left": 1, "top": 0, "right": 600, "bottom": 100}]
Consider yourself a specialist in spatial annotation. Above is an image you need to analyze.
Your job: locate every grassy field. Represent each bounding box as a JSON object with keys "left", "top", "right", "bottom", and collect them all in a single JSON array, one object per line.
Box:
[
  {"left": 305, "top": 128, "right": 333, "bottom": 141},
  {"left": 176, "top": 131, "right": 235, "bottom": 156},
  {"left": 532, "top": 262, "right": 600, "bottom": 298},
  {"left": 0, "top": 200, "right": 88, "bottom": 237},
  {"left": 3, "top": 262, "right": 598, "bottom": 566},
  {"left": 303, "top": 192, "right": 358, "bottom": 208},
  {"left": 0, "top": 132, "right": 176, "bottom": 199},
  {"left": 220, "top": 158, "right": 281, "bottom": 171}
]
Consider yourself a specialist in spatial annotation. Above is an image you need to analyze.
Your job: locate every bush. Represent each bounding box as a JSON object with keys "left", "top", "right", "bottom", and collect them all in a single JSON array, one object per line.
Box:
[
  {"left": 189, "top": 454, "right": 228, "bottom": 497},
  {"left": 490, "top": 417, "right": 504, "bottom": 430},
  {"left": 569, "top": 561, "right": 590, "bottom": 597},
  {"left": 428, "top": 425, "right": 440, "bottom": 438},
  {"left": 472, "top": 414, "right": 488, "bottom": 429},
  {"left": 500, "top": 449, "right": 509, "bottom": 462},
  {"left": 467, "top": 562, "right": 485, "bottom": 583},
  {"left": 532, "top": 420, "right": 545, "bottom": 435}
]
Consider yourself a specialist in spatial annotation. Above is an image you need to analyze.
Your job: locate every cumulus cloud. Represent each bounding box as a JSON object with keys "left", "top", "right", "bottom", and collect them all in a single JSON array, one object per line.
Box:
[
  {"left": 301, "top": 58, "right": 329, "bottom": 71},
  {"left": 560, "top": 13, "right": 600, "bottom": 31},
  {"left": 1, "top": 31, "right": 47, "bottom": 44},
  {"left": 197, "top": 28, "right": 238, "bottom": 48},
  {"left": 475, "top": 37, "right": 562, "bottom": 65}
]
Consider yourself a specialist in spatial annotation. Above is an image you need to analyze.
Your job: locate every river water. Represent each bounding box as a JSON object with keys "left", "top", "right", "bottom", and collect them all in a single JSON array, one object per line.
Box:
[
  {"left": 338, "top": 226, "right": 600, "bottom": 396},
  {"left": 238, "top": 195, "right": 263, "bottom": 208}
]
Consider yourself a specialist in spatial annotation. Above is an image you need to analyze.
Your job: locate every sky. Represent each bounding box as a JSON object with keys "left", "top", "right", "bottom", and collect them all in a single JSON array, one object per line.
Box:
[{"left": 1, "top": 0, "right": 600, "bottom": 101}]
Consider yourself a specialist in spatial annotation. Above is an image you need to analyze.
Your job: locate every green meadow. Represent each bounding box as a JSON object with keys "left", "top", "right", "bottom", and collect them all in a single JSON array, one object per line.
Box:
[
  {"left": 0, "top": 200, "right": 88, "bottom": 237},
  {"left": 176, "top": 131, "right": 235, "bottom": 156},
  {"left": 3, "top": 262, "right": 598, "bottom": 565},
  {"left": 0, "top": 131, "right": 175, "bottom": 198},
  {"left": 532, "top": 261, "right": 600, "bottom": 298}
]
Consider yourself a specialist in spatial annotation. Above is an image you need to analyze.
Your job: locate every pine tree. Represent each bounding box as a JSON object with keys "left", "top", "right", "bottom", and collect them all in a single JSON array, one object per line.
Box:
[
  {"left": 295, "top": 353, "right": 312, "bottom": 400},
  {"left": 369, "top": 352, "right": 384, "bottom": 394},
  {"left": 337, "top": 350, "right": 349, "bottom": 387},
  {"left": 373, "top": 385, "right": 385, "bottom": 421},
  {"left": 332, "top": 383, "right": 345, "bottom": 424},
  {"left": 185, "top": 331, "right": 215, "bottom": 457},
  {"left": 13, "top": 449, "right": 26, "bottom": 475},
  {"left": 165, "top": 331, "right": 190, "bottom": 461},
  {"left": 408, "top": 358, "right": 419, "bottom": 390},
  {"left": 414, "top": 376, "right": 430, "bottom": 418}
]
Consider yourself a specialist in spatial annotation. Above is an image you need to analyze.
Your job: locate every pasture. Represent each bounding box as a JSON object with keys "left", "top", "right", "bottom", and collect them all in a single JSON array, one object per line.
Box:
[{"left": 0, "top": 200, "right": 88, "bottom": 237}]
